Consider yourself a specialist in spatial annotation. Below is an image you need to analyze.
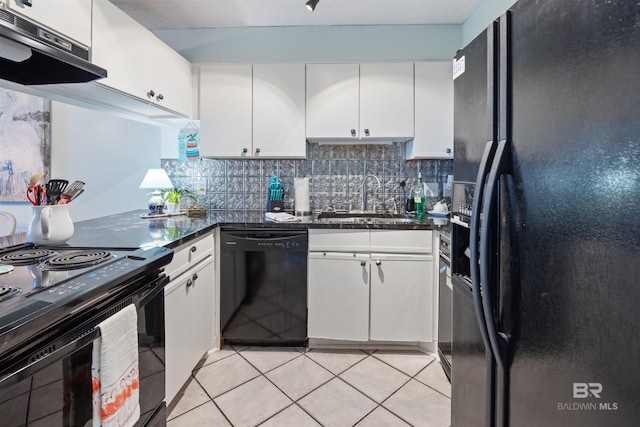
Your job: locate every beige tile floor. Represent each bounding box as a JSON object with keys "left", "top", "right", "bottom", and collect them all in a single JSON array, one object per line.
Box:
[{"left": 167, "top": 346, "right": 451, "bottom": 427}]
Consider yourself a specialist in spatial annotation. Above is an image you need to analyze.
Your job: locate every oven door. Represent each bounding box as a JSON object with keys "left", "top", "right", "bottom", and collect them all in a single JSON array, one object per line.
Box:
[
  {"left": 437, "top": 250, "right": 452, "bottom": 381},
  {"left": 0, "top": 277, "right": 166, "bottom": 427}
]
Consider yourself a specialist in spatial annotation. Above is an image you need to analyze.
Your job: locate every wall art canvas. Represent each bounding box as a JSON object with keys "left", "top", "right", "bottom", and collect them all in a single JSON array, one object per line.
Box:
[
  {"left": 0, "top": 88, "right": 51, "bottom": 202},
  {"left": 178, "top": 122, "right": 200, "bottom": 161}
]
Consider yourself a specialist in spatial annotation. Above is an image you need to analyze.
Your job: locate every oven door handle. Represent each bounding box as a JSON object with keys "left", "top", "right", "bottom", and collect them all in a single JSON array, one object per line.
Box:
[
  {"left": 0, "top": 326, "right": 101, "bottom": 389},
  {"left": 1, "top": 276, "right": 165, "bottom": 389}
]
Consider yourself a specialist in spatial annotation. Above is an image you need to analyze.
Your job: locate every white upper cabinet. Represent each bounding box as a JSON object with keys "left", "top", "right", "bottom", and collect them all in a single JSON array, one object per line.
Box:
[
  {"left": 359, "top": 63, "right": 415, "bottom": 140},
  {"left": 4, "top": 0, "right": 92, "bottom": 47},
  {"left": 150, "top": 39, "right": 193, "bottom": 116},
  {"left": 406, "top": 61, "right": 454, "bottom": 159},
  {"left": 199, "top": 63, "right": 306, "bottom": 158},
  {"left": 253, "top": 63, "right": 306, "bottom": 158},
  {"left": 199, "top": 64, "right": 253, "bottom": 157},
  {"left": 306, "top": 63, "right": 360, "bottom": 140},
  {"left": 92, "top": 0, "right": 192, "bottom": 117},
  {"left": 306, "top": 62, "right": 414, "bottom": 142}
]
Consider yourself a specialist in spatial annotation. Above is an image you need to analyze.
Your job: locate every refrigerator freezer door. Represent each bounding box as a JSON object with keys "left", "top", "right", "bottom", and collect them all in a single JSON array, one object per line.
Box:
[{"left": 453, "top": 29, "right": 495, "bottom": 183}]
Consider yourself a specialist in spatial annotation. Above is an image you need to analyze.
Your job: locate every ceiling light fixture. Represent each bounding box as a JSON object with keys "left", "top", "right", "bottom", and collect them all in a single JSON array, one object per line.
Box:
[{"left": 305, "top": 0, "right": 319, "bottom": 12}]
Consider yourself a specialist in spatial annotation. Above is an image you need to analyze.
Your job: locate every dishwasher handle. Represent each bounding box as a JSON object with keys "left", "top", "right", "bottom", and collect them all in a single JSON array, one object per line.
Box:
[{"left": 221, "top": 229, "right": 308, "bottom": 251}]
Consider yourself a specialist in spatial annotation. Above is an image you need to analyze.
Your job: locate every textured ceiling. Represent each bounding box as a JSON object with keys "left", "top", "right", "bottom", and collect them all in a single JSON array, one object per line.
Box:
[{"left": 109, "top": 0, "right": 485, "bottom": 30}]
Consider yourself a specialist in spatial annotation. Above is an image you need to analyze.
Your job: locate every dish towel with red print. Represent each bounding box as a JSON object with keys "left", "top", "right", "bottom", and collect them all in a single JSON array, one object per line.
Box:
[{"left": 91, "top": 304, "right": 140, "bottom": 427}]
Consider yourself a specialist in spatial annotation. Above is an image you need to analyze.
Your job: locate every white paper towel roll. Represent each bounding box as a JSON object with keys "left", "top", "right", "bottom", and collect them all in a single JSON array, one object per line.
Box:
[{"left": 294, "top": 177, "right": 310, "bottom": 215}]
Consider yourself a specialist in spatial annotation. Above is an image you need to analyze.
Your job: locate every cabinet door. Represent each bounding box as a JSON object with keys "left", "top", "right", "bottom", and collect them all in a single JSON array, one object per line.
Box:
[
  {"left": 306, "top": 63, "right": 360, "bottom": 140},
  {"left": 92, "top": 0, "right": 191, "bottom": 117},
  {"left": 407, "top": 61, "right": 454, "bottom": 159},
  {"left": 308, "top": 252, "right": 369, "bottom": 341},
  {"left": 92, "top": 0, "right": 155, "bottom": 100},
  {"left": 369, "top": 254, "right": 433, "bottom": 342},
  {"left": 359, "top": 63, "right": 414, "bottom": 140},
  {"left": 165, "top": 257, "right": 214, "bottom": 404},
  {"left": 6, "top": 0, "right": 92, "bottom": 47},
  {"left": 253, "top": 63, "right": 306, "bottom": 158},
  {"left": 199, "top": 64, "right": 253, "bottom": 157},
  {"left": 150, "top": 38, "right": 193, "bottom": 117}
]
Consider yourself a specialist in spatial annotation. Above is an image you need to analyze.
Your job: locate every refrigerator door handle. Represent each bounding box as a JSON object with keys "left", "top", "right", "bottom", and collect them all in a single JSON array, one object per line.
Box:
[
  {"left": 480, "top": 139, "right": 511, "bottom": 370},
  {"left": 470, "top": 139, "right": 498, "bottom": 354}
]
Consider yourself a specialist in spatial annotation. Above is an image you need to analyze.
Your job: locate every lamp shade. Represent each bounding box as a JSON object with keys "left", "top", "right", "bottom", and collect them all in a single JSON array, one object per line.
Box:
[{"left": 139, "top": 169, "right": 173, "bottom": 190}]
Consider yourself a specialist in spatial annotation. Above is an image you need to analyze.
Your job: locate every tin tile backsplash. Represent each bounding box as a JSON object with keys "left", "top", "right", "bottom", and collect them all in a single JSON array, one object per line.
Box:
[{"left": 162, "top": 142, "right": 452, "bottom": 215}]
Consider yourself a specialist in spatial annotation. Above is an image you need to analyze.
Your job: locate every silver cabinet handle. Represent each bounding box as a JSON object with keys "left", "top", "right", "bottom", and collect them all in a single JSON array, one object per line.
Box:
[
  {"left": 156, "top": 93, "right": 164, "bottom": 101},
  {"left": 147, "top": 89, "right": 155, "bottom": 99},
  {"left": 350, "top": 129, "right": 356, "bottom": 137},
  {"left": 192, "top": 273, "right": 199, "bottom": 281},
  {"left": 364, "top": 129, "right": 370, "bottom": 136},
  {"left": 360, "top": 261, "right": 366, "bottom": 267},
  {"left": 255, "top": 148, "right": 261, "bottom": 155},
  {"left": 190, "top": 246, "right": 197, "bottom": 253},
  {"left": 375, "top": 260, "right": 381, "bottom": 266},
  {"left": 186, "top": 279, "right": 193, "bottom": 287}
]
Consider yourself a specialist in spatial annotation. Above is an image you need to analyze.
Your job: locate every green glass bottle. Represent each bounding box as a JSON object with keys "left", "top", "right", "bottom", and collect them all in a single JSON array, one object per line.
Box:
[{"left": 414, "top": 173, "right": 425, "bottom": 218}]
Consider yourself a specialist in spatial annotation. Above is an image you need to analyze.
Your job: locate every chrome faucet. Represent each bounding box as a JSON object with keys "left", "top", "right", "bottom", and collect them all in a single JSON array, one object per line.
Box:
[{"left": 360, "top": 174, "right": 382, "bottom": 213}]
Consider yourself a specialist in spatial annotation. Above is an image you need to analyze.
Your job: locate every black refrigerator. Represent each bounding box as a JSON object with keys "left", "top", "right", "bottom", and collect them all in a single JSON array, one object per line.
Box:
[{"left": 450, "top": 1, "right": 640, "bottom": 426}]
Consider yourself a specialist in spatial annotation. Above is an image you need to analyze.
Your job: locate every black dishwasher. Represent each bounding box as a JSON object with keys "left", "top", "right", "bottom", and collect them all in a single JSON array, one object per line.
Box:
[{"left": 220, "top": 228, "right": 308, "bottom": 346}]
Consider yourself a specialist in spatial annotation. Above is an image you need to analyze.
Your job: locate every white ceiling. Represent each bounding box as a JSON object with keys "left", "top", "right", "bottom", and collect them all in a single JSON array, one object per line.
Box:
[{"left": 109, "top": 0, "right": 485, "bottom": 30}]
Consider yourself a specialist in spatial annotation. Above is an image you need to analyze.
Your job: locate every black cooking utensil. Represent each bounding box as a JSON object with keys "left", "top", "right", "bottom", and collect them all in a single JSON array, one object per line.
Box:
[{"left": 46, "top": 179, "right": 69, "bottom": 204}]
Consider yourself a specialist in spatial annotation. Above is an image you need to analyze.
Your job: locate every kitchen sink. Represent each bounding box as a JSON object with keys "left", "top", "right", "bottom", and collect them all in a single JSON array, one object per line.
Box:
[{"left": 315, "top": 212, "right": 416, "bottom": 225}]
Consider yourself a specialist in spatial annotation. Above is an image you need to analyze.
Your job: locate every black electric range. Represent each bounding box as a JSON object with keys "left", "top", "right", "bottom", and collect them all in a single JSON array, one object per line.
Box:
[{"left": 0, "top": 243, "right": 173, "bottom": 367}]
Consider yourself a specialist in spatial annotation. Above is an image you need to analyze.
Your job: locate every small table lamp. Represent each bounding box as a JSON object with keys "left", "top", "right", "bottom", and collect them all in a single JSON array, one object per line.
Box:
[{"left": 139, "top": 168, "right": 173, "bottom": 215}]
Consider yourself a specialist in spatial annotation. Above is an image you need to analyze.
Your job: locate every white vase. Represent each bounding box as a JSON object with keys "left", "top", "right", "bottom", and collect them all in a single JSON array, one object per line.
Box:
[{"left": 166, "top": 201, "right": 179, "bottom": 215}]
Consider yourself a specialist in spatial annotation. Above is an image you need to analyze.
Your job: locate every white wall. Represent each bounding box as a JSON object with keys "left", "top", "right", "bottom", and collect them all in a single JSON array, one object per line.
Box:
[
  {"left": 50, "top": 102, "right": 162, "bottom": 222},
  {"left": 156, "top": 24, "right": 463, "bottom": 63},
  {"left": 462, "top": 0, "right": 519, "bottom": 45},
  {"left": 2, "top": 101, "right": 162, "bottom": 233}
]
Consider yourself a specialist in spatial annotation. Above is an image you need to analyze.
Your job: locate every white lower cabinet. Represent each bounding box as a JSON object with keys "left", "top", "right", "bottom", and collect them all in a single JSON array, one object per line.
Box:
[
  {"left": 369, "top": 253, "right": 433, "bottom": 342},
  {"left": 308, "top": 229, "right": 434, "bottom": 344},
  {"left": 308, "top": 252, "right": 370, "bottom": 341},
  {"left": 163, "top": 233, "right": 215, "bottom": 405},
  {"left": 165, "top": 256, "right": 214, "bottom": 404}
]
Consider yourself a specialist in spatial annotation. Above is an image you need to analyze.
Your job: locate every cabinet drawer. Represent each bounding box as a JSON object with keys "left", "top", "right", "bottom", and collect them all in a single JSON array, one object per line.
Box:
[
  {"left": 165, "top": 233, "right": 214, "bottom": 279},
  {"left": 308, "top": 229, "right": 369, "bottom": 252},
  {"left": 370, "top": 230, "right": 432, "bottom": 254}
]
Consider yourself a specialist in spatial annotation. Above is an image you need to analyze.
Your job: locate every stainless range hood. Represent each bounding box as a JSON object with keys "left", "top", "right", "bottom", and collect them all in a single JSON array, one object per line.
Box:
[{"left": 0, "top": 7, "right": 107, "bottom": 85}]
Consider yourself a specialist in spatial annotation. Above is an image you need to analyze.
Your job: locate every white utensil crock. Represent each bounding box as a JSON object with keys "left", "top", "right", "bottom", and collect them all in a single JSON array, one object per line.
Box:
[{"left": 27, "top": 205, "right": 74, "bottom": 245}]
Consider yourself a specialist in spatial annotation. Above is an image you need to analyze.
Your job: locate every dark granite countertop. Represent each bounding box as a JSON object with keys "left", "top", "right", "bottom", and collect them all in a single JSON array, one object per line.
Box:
[
  {"left": 0, "top": 210, "right": 448, "bottom": 251},
  {"left": 211, "top": 211, "right": 440, "bottom": 231},
  {"left": 0, "top": 210, "right": 216, "bottom": 250},
  {"left": 65, "top": 211, "right": 216, "bottom": 249}
]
